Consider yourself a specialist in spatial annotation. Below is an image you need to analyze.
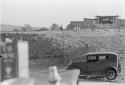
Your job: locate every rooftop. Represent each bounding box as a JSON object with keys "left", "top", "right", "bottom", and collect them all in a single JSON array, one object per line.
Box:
[
  {"left": 95, "top": 15, "right": 119, "bottom": 18},
  {"left": 85, "top": 52, "right": 118, "bottom": 56}
]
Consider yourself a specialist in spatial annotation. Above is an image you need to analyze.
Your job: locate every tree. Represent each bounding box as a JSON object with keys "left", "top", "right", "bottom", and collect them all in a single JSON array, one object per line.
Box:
[
  {"left": 50, "top": 23, "right": 60, "bottom": 30},
  {"left": 13, "top": 29, "right": 20, "bottom": 32},
  {"left": 66, "top": 24, "right": 72, "bottom": 30},
  {"left": 21, "top": 24, "right": 33, "bottom": 31},
  {"left": 60, "top": 25, "right": 63, "bottom": 30},
  {"left": 34, "top": 27, "right": 50, "bottom": 31}
]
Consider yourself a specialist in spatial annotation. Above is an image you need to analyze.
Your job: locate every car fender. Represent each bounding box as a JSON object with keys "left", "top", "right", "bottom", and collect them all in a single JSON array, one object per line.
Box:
[{"left": 105, "top": 66, "right": 117, "bottom": 73}]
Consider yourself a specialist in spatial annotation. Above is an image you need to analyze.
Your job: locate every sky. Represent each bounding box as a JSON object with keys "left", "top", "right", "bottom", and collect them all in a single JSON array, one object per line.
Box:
[{"left": 0, "top": 0, "right": 125, "bottom": 28}]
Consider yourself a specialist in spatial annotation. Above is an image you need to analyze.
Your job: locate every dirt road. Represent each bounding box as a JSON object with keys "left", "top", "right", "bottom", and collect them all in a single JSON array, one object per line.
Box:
[
  {"left": 79, "top": 81, "right": 124, "bottom": 85},
  {"left": 78, "top": 78, "right": 125, "bottom": 85}
]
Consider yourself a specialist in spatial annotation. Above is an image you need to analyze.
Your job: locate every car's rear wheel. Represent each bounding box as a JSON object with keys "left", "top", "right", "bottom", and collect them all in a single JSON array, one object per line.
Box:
[{"left": 105, "top": 69, "right": 117, "bottom": 80}]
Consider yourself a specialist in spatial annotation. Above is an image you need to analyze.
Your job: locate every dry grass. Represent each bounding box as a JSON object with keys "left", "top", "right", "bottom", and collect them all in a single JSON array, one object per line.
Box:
[
  {"left": 2, "top": 30, "right": 125, "bottom": 79},
  {"left": 27, "top": 30, "right": 125, "bottom": 80}
]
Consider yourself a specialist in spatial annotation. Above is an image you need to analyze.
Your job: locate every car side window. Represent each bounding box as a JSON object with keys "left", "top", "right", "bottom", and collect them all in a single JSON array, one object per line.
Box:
[
  {"left": 99, "top": 56, "right": 108, "bottom": 60},
  {"left": 87, "top": 56, "right": 97, "bottom": 62}
]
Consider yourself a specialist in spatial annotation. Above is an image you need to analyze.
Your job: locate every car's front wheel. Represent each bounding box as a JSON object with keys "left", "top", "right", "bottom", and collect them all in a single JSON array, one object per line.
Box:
[{"left": 105, "top": 69, "right": 117, "bottom": 80}]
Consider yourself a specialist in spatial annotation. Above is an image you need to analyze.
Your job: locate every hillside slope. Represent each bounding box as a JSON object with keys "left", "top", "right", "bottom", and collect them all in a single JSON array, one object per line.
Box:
[
  {"left": 1, "top": 30, "right": 125, "bottom": 69},
  {"left": 22, "top": 30, "right": 124, "bottom": 70},
  {"left": 29, "top": 30, "right": 125, "bottom": 59}
]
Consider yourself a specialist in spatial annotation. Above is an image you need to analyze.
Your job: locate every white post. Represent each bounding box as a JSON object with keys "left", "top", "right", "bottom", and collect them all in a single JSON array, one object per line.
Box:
[
  {"left": 17, "top": 41, "right": 29, "bottom": 78},
  {"left": 0, "top": 56, "right": 1, "bottom": 81},
  {"left": 48, "top": 66, "right": 61, "bottom": 85}
]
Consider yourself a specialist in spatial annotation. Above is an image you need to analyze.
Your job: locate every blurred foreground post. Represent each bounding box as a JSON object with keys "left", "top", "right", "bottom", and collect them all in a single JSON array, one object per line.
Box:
[
  {"left": 0, "top": 39, "right": 18, "bottom": 81},
  {"left": 0, "top": 39, "right": 29, "bottom": 82},
  {"left": 0, "top": 39, "right": 32, "bottom": 85},
  {"left": 17, "top": 40, "right": 29, "bottom": 78},
  {"left": 48, "top": 66, "right": 62, "bottom": 85},
  {"left": 0, "top": 78, "right": 35, "bottom": 85}
]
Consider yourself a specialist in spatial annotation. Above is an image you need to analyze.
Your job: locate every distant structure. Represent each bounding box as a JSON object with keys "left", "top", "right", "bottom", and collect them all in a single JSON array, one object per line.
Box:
[
  {"left": 69, "top": 15, "right": 125, "bottom": 30},
  {"left": 95, "top": 15, "right": 119, "bottom": 24}
]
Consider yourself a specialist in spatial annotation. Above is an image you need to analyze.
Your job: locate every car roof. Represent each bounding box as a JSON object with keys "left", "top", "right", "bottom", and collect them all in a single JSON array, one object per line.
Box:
[{"left": 85, "top": 52, "right": 118, "bottom": 56}]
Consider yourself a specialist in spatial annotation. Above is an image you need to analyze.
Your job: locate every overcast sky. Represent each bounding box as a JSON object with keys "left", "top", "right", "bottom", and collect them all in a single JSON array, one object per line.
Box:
[{"left": 1, "top": 0, "right": 125, "bottom": 28}]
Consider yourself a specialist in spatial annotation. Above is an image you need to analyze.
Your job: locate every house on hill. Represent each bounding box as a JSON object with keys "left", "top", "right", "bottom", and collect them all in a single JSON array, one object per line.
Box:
[{"left": 69, "top": 15, "right": 125, "bottom": 30}]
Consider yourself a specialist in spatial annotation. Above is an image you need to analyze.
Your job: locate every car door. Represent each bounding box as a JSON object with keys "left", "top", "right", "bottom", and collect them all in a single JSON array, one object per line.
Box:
[
  {"left": 85, "top": 55, "right": 98, "bottom": 72},
  {"left": 97, "top": 55, "right": 108, "bottom": 72},
  {"left": 80, "top": 57, "right": 88, "bottom": 73}
]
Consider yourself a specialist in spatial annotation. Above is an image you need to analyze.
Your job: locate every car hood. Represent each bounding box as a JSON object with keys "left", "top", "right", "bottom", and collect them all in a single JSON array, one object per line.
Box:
[{"left": 70, "top": 60, "right": 83, "bottom": 65}]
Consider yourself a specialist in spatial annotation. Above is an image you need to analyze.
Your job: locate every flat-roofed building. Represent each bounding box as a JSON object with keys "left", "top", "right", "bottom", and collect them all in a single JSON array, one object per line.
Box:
[{"left": 69, "top": 15, "right": 124, "bottom": 30}]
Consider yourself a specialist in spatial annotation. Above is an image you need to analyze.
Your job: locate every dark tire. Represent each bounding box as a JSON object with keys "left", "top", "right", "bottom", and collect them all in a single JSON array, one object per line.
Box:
[{"left": 105, "top": 69, "right": 117, "bottom": 80}]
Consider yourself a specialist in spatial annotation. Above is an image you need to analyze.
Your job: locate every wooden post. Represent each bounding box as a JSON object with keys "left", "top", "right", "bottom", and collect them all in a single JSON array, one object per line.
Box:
[{"left": 48, "top": 66, "right": 61, "bottom": 85}]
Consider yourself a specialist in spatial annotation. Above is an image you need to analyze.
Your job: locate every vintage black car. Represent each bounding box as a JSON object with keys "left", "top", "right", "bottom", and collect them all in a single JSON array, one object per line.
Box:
[{"left": 67, "top": 52, "right": 121, "bottom": 80}]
